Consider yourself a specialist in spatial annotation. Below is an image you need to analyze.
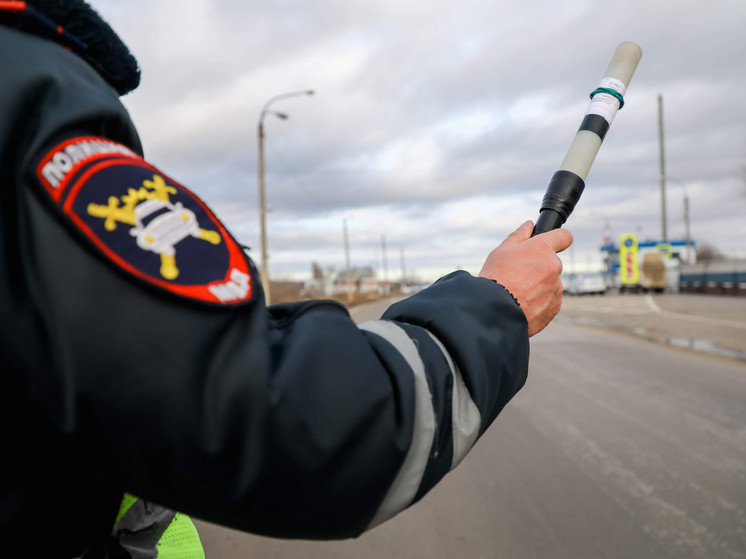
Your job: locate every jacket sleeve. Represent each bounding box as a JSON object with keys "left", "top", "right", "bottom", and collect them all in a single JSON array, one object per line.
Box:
[{"left": 2, "top": 26, "right": 529, "bottom": 541}]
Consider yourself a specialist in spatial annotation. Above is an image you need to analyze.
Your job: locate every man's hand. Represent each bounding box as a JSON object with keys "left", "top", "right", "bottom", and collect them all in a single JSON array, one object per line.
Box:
[{"left": 479, "top": 220, "right": 573, "bottom": 337}]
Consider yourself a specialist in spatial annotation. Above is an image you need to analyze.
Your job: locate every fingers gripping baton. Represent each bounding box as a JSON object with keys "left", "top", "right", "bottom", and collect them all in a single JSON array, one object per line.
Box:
[{"left": 532, "top": 42, "right": 642, "bottom": 236}]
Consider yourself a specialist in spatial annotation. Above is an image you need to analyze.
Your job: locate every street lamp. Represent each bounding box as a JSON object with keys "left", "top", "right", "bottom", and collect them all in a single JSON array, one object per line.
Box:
[{"left": 257, "top": 89, "right": 314, "bottom": 305}]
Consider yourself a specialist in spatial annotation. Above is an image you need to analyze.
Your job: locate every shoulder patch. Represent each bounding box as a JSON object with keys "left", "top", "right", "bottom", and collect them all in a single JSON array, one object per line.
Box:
[{"left": 36, "top": 137, "right": 253, "bottom": 305}]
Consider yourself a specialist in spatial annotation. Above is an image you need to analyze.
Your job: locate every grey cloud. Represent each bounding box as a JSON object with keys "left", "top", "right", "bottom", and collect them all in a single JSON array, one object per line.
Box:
[{"left": 97, "top": 0, "right": 746, "bottom": 276}]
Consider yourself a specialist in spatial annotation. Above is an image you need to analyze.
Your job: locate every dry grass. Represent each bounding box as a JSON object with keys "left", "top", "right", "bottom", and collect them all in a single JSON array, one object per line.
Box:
[{"left": 269, "top": 281, "right": 395, "bottom": 308}]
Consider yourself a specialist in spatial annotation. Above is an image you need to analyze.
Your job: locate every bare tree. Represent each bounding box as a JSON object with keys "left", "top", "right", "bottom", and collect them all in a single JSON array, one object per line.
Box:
[{"left": 696, "top": 244, "right": 726, "bottom": 262}]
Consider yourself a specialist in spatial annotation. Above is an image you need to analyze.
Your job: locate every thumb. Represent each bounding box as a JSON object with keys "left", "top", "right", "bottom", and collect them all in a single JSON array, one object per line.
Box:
[
  {"left": 537, "top": 228, "right": 574, "bottom": 253},
  {"left": 499, "top": 220, "right": 534, "bottom": 248}
]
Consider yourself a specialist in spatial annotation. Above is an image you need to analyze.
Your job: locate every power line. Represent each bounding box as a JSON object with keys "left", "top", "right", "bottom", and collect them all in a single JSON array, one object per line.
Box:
[{"left": 265, "top": 138, "right": 331, "bottom": 213}]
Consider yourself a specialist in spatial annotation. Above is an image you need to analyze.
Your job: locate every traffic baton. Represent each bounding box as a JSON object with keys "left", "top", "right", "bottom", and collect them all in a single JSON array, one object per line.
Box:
[{"left": 532, "top": 42, "right": 642, "bottom": 236}]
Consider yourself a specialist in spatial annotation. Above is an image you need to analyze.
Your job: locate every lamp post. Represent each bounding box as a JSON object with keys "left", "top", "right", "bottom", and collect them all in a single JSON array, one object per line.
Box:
[{"left": 257, "top": 89, "right": 314, "bottom": 305}]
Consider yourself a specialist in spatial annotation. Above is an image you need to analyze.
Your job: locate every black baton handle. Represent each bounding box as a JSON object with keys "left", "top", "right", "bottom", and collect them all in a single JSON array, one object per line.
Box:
[{"left": 531, "top": 170, "right": 585, "bottom": 236}]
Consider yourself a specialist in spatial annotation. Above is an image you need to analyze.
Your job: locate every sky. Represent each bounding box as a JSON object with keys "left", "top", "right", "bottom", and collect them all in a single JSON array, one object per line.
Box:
[{"left": 96, "top": 0, "right": 746, "bottom": 282}]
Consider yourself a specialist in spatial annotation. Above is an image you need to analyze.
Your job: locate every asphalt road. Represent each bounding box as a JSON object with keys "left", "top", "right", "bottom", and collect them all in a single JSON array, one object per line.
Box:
[
  {"left": 559, "top": 292, "right": 746, "bottom": 360},
  {"left": 196, "top": 294, "right": 746, "bottom": 558}
]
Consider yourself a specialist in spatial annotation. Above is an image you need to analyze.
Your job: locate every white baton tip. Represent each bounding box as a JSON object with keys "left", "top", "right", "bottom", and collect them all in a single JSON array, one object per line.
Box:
[{"left": 605, "top": 42, "right": 643, "bottom": 86}]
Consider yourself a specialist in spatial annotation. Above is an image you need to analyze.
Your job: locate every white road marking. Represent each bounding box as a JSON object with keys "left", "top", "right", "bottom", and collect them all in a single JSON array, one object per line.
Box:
[
  {"left": 566, "top": 295, "right": 746, "bottom": 330},
  {"left": 645, "top": 294, "right": 662, "bottom": 314}
]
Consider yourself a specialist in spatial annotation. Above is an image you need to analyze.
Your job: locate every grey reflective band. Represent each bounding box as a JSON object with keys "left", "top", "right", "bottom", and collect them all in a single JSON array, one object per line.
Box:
[
  {"left": 359, "top": 320, "right": 436, "bottom": 529},
  {"left": 113, "top": 499, "right": 176, "bottom": 559},
  {"left": 424, "top": 330, "right": 481, "bottom": 468}
]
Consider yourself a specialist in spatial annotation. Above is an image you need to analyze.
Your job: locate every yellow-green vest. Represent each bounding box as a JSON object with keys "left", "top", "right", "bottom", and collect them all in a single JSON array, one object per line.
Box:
[{"left": 76, "top": 494, "right": 205, "bottom": 558}]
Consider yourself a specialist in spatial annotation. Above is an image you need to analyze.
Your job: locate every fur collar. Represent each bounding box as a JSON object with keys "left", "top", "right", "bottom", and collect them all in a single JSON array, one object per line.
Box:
[{"left": 7, "top": 0, "right": 140, "bottom": 95}]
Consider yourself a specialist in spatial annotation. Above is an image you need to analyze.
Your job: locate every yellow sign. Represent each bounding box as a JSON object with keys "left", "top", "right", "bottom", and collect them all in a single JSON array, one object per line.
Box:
[{"left": 619, "top": 234, "right": 639, "bottom": 285}]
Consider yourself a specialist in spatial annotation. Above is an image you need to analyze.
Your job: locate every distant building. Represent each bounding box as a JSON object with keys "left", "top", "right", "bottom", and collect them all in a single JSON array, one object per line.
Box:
[
  {"left": 600, "top": 236, "right": 696, "bottom": 292},
  {"left": 302, "top": 264, "right": 385, "bottom": 297}
]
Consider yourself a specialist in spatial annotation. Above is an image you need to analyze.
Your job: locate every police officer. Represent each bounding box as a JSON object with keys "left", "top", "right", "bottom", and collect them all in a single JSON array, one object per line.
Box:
[{"left": 0, "top": 1, "right": 572, "bottom": 557}]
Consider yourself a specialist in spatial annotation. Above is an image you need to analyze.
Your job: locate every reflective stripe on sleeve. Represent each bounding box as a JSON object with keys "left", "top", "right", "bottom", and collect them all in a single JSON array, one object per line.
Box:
[
  {"left": 359, "top": 320, "right": 436, "bottom": 529},
  {"left": 424, "top": 330, "right": 481, "bottom": 469}
]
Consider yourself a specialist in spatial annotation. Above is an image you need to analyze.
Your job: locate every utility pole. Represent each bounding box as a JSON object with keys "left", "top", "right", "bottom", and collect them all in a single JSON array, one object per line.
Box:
[
  {"left": 400, "top": 247, "right": 406, "bottom": 286},
  {"left": 343, "top": 217, "right": 351, "bottom": 277},
  {"left": 658, "top": 94, "right": 667, "bottom": 241},
  {"left": 381, "top": 235, "right": 389, "bottom": 294},
  {"left": 684, "top": 194, "right": 691, "bottom": 263}
]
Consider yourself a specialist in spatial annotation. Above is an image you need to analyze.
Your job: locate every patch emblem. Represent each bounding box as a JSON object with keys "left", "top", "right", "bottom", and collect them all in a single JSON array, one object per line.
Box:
[{"left": 36, "top": 137, "right": 253, "bottom": 305}]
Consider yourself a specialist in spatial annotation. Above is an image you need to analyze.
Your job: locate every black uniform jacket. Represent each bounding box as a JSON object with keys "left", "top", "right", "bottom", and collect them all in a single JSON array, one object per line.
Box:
[{"left": 0, "top": 20, "right": 529, "bottom": 558}]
